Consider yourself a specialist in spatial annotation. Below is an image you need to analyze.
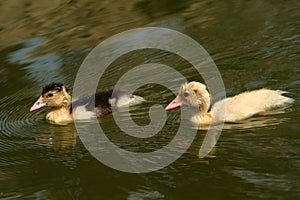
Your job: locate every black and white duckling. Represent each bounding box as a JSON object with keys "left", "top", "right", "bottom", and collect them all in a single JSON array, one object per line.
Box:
[{"left": 30, "top": 83, "right": 144, "bottom": 123}]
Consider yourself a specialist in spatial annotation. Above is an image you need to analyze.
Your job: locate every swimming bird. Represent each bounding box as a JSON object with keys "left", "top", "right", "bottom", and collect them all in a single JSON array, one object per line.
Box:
[
  {"left": 165, "top": 81, "right": 294, "bottom": 127},
  {"left": 30, "top": 83, "right": 144, "bottom": 124}
]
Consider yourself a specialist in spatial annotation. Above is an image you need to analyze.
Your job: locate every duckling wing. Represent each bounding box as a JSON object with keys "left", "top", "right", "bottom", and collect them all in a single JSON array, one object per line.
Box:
[
  {"left": 211, "top": 89, "right": 294, "bottom": 122},
  {"left": 71, "top": 94, "right": 98, "bottom": 120},
  {"left": 72, "top": 89, "right": 145, "bottom": 119},
  {"left": 72, "top": 90, "right": 115, "bottom": 118}
]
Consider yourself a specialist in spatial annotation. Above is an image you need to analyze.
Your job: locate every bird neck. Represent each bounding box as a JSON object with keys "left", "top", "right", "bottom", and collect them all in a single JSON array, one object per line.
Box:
[
  {"left": 190, "top": 112, "right": 213, "bottom": 126},
  {"left": 46, "top": 105, "right": 73, "bottom": 123},
  {"left": 63, "top": 92, "right": 72, "bottom": 107}
]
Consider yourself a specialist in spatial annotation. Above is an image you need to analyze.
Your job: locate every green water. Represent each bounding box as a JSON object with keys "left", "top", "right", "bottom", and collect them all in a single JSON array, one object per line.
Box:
[{"left": 0, "top": 1, "right": 299, "bottom": 199}]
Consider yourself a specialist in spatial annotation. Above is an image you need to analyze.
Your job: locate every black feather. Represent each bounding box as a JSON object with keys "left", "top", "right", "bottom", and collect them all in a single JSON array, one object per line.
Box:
[
  {"left": 42, "top": 83, "right": 68, "bottom": 94},
  {"left": 71, "top": 89, "right": 130, "bottom": 116}
]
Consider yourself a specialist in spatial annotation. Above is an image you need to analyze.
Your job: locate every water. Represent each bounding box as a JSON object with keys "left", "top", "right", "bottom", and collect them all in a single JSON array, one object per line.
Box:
[{"left": 1, "top": 1, "right": 300, "bottom": 199}]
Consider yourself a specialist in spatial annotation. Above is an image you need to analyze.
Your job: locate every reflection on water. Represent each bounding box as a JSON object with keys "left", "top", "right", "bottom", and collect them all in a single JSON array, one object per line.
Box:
[
  {"left": 35, "top": 125, "right": 77, "bottom": 152},
  {"left": 0, "top": 0, "right": 300, "bottom": 199}
]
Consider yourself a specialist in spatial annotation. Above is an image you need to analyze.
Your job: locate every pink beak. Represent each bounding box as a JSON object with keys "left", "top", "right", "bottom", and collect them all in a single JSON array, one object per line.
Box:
[
  {"left": 30, "top": 96, "right": 47, "bottom": 112},
  {"left": 165, "top": 96, "right": 182, "bottom": 111}
]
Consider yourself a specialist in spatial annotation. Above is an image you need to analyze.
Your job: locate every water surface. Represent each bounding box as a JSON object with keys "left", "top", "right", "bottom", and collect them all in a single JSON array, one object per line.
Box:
[{"left": 0, "top": 1, "right": 299, "bottom": 199}]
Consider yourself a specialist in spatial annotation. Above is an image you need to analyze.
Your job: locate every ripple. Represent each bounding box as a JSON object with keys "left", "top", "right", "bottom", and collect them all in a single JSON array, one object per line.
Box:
[{"left": 0, "top": 88, "right": 41, "bottom": 138}]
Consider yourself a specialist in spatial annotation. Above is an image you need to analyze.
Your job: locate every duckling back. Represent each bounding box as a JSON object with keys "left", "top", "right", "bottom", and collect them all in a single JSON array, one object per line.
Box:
[{"left": 211, "top": 89, "right": 294, "bottom": 122}]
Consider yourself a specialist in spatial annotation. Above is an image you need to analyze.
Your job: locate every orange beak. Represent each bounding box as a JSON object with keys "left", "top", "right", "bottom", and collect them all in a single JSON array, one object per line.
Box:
[
  {"left": 165, "top": 96, "right": 182, "bottom": 111},
  {"left": 30, "top": 96, "right": 47, "bottom": 112}
]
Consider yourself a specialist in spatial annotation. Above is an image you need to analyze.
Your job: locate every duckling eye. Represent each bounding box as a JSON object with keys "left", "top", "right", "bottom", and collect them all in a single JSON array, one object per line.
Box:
[
  {"left": 47, "top": 93, "right": 53, "bottom": 97},
  {"left": 183, "top": 92, "right": 189, "bottom": 97}
]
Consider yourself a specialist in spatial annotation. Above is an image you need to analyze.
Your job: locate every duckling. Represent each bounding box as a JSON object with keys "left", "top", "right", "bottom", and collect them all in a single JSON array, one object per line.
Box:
[
  {"left": 30, "top": 83, "right": 144, "bottom": 124},
  {"left": 165, "top": 81, "right": 294, "bottom": 126}
]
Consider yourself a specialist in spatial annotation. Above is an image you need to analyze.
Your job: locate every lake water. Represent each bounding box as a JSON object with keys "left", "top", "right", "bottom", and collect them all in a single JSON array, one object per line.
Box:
[{"left": 0, "top": 1, "right": 299, "bottom": 199}]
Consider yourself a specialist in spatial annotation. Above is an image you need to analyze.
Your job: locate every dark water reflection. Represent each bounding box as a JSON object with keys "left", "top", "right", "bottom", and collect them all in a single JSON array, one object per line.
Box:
[{"left": 0, "top": 0, "right": 300, "bottom": 199}]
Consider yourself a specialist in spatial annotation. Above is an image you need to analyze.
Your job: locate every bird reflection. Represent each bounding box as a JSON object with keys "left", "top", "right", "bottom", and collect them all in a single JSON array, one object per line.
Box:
[{"left": 35, "top": 124, "right": 77, "bottom": 152}]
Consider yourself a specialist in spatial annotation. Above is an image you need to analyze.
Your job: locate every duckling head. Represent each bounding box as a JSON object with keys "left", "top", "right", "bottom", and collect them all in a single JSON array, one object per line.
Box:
[
  {"left": 30, "top": 83, "right": 71, "bottom": 112},
  {"left": 165, "top": 81, "right": 211, "bottom": 113}
]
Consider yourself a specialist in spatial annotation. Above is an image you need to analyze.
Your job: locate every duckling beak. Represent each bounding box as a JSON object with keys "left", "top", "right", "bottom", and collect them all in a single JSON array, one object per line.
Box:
[
  {"left": 165, "top": 96, "right": 182, "bottom": 111},
  {"left": 30, "top": 96, "right": 47, "bottom": 112}
]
